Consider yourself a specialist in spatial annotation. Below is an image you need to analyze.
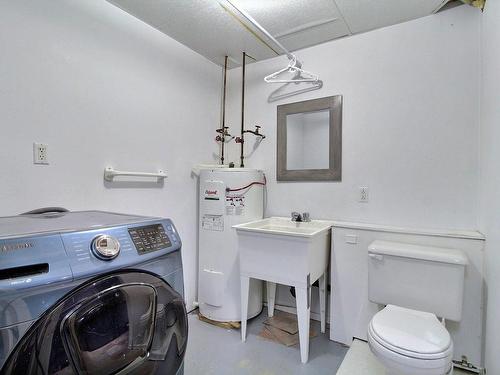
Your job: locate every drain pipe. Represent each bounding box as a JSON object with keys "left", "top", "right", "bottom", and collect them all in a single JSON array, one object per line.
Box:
[
  {"left": 239, "top": 51, "right": 246, "bottom": 168},
  {"left": 220, "top": 55, "right": 228, "bottom": 165}
]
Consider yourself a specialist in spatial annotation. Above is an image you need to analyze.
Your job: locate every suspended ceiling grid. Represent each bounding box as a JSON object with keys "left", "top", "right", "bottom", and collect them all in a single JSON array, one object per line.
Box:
[{"left": 107, "top": 0, "right": 452, "bottom": 67}]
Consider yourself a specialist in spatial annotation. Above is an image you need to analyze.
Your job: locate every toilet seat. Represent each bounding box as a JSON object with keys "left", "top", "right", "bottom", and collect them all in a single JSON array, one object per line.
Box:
[
  {"left": 367, "top": 305, "right": 454, "bottom": 375},
  {"left": 370, "top": 305, "right": 452, "bottom": 359}
]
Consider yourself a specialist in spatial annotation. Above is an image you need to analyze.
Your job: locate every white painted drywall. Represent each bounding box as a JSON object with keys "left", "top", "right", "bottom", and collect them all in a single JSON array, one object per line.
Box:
[
  {"left": 0, "top": 0, "right": 220, "bottom": 310},
  {"left": 225, "top": 6, "right": 480, "bottom": 230},
  {"left": 479, "top": 1, "right": 500, "bottom": 373}
]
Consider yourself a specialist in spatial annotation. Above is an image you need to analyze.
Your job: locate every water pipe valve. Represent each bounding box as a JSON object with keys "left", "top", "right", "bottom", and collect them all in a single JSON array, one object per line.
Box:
[
  {"left": 215, "top": 127, "right": 233, "bottom": 143},
  {"left": 243, "top": 125, "right": 266, "bottom": 139}
]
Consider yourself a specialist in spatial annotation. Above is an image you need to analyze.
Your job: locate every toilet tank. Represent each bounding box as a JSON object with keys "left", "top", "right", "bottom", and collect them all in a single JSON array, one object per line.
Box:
[{"left": 368, "top": 240, "right": 468, "bottom": 321}]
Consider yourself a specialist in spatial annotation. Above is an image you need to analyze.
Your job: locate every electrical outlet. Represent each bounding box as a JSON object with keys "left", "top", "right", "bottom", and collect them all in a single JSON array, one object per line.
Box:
[
  {"left": 33, "top": 143, "right": 49, "bottom": 165},
  {"left": 359, "top": 186, "right": 369, "bottom": 203}
]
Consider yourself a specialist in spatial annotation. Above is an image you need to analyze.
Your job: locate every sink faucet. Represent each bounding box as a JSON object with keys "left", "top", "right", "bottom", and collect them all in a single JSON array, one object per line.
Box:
[{"left": 291, "top": 212, "right": 311, "bottom": 222}]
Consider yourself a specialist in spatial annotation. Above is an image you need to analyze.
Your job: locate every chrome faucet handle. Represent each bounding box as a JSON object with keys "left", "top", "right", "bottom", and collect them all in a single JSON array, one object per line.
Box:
[
  {"left": 302, "top": 212, "right": 310, "bottom": 222},
  {"left": 291, "top": 212, "right": 301, "bottom": 222}
]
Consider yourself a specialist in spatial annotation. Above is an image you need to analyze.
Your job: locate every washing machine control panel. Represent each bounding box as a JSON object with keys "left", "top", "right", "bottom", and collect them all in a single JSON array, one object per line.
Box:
[
  {"left": 61, "top": 219, "right": 181, "bottom": 278},
  {"left": 128, "top": 224, "right": 172, "bottom": 255}
]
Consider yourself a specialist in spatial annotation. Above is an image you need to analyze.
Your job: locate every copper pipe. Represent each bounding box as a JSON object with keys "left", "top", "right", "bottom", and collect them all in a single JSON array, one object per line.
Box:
[
  {"left": 240, "top": 52, "right": 246, "bottom": 168},
  {"left": 220, "top": 55, "right": 228, "bottom": 165}
]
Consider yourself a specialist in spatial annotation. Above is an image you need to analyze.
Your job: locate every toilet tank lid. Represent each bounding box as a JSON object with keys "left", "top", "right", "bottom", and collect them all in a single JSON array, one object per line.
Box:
[{"left": 368, "top": 240, "right": 468, "bottom": 265}]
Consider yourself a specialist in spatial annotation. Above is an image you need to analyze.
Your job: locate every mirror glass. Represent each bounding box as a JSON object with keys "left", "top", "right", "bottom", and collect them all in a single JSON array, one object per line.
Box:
[{"left": 286, "top": 109, "right": 330, "bottom": 170}]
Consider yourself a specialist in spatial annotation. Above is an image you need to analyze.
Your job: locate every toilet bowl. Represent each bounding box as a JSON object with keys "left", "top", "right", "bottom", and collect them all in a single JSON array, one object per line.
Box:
[{"left": 367, "top": 305, "right": 453, "bottom": 375}]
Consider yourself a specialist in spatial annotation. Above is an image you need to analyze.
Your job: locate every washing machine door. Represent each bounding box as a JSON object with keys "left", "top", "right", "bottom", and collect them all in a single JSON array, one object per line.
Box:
[{"left": 1, "top": 271, "right": 187, "bottom": 375}]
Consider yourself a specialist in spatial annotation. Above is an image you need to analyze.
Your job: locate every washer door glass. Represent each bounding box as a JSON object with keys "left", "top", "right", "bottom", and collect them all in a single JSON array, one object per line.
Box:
[{"left": 1, "top": 271, "right": 187, "bottom": 375}]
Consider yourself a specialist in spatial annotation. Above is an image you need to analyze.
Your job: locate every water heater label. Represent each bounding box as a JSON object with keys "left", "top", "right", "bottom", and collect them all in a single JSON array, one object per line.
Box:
[
  {"left": 203, "top": 180, "right": 224, "bottom": 201},
  {"left": 226, "top": 196, "right": 245, "bottom": 216},
  {"left": 201, "top": 214, "right": 224, "bottom": 231}
]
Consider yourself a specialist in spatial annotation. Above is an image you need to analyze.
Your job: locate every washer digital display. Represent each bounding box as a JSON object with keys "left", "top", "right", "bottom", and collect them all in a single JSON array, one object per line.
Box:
[{"left": 128, "top": 224, "right": 171, "bottom": 254}]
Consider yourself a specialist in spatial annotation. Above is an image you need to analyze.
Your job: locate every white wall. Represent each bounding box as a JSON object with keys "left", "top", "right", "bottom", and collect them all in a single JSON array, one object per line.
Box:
[
  {"left": 226, "top": 6, "right": 480, "bottom": 230},
  {"left": 0, "top": 0, "right": 220, "bottom": 310},
  {"left": 479, "top": 1, "right": 500, "bottom": 373}
]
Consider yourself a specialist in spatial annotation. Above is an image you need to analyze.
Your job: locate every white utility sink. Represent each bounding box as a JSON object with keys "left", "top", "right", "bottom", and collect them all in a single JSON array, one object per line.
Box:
[
  {"left": 234, "top": 216, "right": 332, "bottom": 364},
  {"left": 233, "top": 216, "right": 332, "bottom": 237}
]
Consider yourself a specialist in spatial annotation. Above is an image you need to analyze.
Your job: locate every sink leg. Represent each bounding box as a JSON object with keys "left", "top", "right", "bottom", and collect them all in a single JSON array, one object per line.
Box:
[
  {"left": 319, "top": 271, "right": 327, "bottom": 334},
  {"left": 267, "top": 282, "right": 277, "bottom": 317},
  {"left": 296, "top": 286, "right": 310, "bottom": 364},
  {"left": 241, "top": 276, "right": 250, "bottom": 342}
]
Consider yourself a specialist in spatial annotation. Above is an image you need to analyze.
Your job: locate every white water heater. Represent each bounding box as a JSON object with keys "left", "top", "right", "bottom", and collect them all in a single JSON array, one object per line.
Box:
[{"left": 198, "top": 168, "right": 264, "bottom": 322}]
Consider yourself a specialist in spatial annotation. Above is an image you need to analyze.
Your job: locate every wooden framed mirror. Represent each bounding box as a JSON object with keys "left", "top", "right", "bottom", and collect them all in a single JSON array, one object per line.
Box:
[{"left": 277, "top": 95, "right": 342, "bottom": 181}]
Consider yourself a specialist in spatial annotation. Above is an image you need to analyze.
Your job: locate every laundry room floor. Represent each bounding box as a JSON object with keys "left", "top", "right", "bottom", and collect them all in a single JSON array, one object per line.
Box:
[
  {"left": 336, "top": 339, "right": 471, "bottom": 375},
  {"left": 184, "top": 308, "right": 348, "bottom": 375}
]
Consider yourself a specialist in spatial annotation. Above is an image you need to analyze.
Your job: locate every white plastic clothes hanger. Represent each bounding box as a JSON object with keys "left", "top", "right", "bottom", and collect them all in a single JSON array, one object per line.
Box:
[
  {"left": 267, "top": 79, "right": 323, "bottom": 103},
  {"left": 264, "top": 55, "right": 321, "bottom": 84}
]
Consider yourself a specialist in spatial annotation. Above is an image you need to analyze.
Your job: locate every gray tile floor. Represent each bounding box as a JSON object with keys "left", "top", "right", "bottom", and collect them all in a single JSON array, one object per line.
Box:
[{"left": 184, "top": 309, "right": 348, "bottom": 375}]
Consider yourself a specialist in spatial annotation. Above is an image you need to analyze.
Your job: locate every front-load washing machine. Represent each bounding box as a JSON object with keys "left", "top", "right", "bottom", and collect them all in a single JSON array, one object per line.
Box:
[{"left": 0, "top": 209, "right": 187, "bottom": 375}]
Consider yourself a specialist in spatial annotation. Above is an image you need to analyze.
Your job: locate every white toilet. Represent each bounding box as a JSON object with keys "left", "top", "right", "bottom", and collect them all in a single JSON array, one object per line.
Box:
[{"left": 367, "top": 240, "right": 468, "bottom": 375}]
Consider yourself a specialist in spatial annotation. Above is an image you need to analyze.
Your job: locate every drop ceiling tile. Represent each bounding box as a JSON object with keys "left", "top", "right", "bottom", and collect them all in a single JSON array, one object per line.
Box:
[
  {"left": 276, "top": 18, "right": 350, "bottom": 52},
  {"left": 232, "top": 0, "right": 350, "bottom": 51},
  {"left": 232, "top": 0, "right": 340, "bottom": 35},
  {"left": 334, "top": 0, "right": 448, "bottom": 34},
  {"left": 108, "top": 0, "right": 176, "bottom": 29},
  {"left": 108, "top": 0, "right": 278, "bottom": 67}
]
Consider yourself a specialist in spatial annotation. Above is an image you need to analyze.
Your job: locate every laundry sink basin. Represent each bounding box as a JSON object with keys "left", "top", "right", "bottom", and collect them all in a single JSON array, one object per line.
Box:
[
  {"left": 233, "top": 217, "right": 332, "bottom": 238},
  {"left": 233, "top": 217, "right": 332, "bottom": 288}
]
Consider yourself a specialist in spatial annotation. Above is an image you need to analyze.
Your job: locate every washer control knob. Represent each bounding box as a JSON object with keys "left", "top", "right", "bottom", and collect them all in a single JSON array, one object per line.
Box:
[{"left": 91, "top": 235, "right": 120, "bottom": 260}]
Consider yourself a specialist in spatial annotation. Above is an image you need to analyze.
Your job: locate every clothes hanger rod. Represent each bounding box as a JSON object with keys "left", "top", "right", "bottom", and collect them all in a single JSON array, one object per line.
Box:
[
  {"left": 221, "top": 0, "right": 322, "bottom": 88},
  {"left": 222, "top": 0, "right": 295, "bottom": 61}
]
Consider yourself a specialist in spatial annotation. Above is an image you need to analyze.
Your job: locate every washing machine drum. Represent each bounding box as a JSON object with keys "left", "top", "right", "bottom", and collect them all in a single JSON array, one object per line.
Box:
[{"left": 1, "top": 271, "right": 188, "bottom": 375}]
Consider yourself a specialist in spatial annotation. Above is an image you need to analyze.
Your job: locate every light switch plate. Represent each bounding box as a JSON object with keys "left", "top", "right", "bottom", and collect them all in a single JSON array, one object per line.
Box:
[{"left": 345, "top": 234, "right": 358, "bottom": 244}]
